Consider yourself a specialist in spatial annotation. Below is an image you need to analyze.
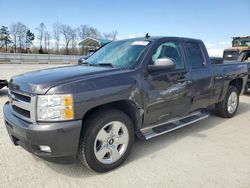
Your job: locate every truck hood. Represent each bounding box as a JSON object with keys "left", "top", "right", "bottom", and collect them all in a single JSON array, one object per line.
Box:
[{"left": 9, "top": 65, "right": 120, "bottom": 94}]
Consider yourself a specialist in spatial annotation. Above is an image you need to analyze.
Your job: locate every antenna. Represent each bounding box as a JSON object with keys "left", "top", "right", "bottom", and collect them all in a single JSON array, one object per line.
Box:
[{"left": 145, "top": 33, "right": 150, "bottom": 38}]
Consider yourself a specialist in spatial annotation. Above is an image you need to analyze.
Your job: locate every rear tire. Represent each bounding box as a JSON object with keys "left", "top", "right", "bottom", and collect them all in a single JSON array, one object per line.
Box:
[
  {"left": 215, "top": 86, "right": 239, "bottom": 118},
  {"left": 77, "top": 109, "right": 134, "bottom": 173}
]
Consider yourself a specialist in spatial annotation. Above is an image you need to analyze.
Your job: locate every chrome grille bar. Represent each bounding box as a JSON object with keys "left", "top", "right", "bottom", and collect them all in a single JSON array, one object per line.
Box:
[
  {"left": 12, "top": 98, "right": 31, "bottom": 111},
  {"left": 8, "top": 90, "right": 36, "bottom": 122}
]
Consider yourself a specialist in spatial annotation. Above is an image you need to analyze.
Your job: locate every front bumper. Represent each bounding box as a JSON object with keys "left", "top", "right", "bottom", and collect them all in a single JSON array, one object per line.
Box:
[{"left": 3, "top": 102, "right": 82, "bottom": 157}]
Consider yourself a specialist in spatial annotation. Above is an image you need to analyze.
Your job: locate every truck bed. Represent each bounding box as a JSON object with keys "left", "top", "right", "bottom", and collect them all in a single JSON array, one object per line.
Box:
[{"left": 210, "top": 61, "right": 248, "bottom": 103}]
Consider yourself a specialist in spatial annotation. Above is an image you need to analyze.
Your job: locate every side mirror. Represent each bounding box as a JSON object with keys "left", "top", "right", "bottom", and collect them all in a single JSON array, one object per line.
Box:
[{"left": 148, "top": 58, "right": 176, "bottom": 71}]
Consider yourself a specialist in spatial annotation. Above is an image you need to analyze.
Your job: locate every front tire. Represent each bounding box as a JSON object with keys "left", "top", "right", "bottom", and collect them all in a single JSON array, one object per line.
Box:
[
  {"left": 78, "top": 109, "right": 134, "bottom": 173},
  {"left": 215, "top": 86, "right": 239, "bottom": 118}
]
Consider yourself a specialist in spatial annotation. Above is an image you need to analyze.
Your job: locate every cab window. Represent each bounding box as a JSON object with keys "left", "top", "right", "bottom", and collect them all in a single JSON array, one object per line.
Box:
[{"left": 185, "top": 42, "right": 205, "bottom": 69}]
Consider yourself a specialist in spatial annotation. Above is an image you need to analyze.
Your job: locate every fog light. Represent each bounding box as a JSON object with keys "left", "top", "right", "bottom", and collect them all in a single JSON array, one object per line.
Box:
[{"left": 39, "top": 145, "right": 51, "bottom": 153}]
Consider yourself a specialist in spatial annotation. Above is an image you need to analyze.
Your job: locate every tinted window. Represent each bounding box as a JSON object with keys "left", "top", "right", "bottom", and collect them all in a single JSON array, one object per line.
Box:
[
  {"left": 151, "top": 41, "right": 185, "bottom": 70},
  {"left": 185, "top": 42, "right": 205, "bottom": 68}
]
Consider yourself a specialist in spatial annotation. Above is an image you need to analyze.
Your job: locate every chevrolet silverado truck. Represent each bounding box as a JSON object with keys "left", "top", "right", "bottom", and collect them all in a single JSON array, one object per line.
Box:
[{"left": 3, "top": 37, "right": 248, "bottom": 172}]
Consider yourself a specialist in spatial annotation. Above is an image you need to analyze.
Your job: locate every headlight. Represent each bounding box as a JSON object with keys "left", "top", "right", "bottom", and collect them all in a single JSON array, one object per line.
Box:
[{"left": 37, "top": 94, "right": 74, "bottom": 121}]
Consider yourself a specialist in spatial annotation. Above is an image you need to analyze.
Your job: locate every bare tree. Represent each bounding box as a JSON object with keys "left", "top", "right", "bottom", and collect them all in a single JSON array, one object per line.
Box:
[
  {"left": 59, "top": 24, "right": 74, "bottom": 55},
  {"left": 10, "top": 22, "right": 33, "bottom": 53},
  {"left": 44, "top": 31, "right": 51, "bottom": 53},
  {"left": 70, "top": 29, "right": 78, "bottom": 54},
  {"left": 78, "top": 25, "right": 101, "bottom": 40},
  {"left": 78, "top": 25, "right": 88, "bottom": 40},
  {"left": 36, "top": 22, "right": 46, "bottom": 53},
  {"left": 86, "top": 26, "right": 101, "bottom": 39},
  {"left": 103, "top": 30, "right": 118, "bottom": 40},
  {"left": 46, "top": 32, "right": 51, "bottom": 53},
  {"left": 9, "top": 22, "right": 29, "bottom": 53},
  {"left": 44, "top": 31, "right": 47, "bottom": 53},
  {"left": 17, "top": 23, "right": 28, "bottom": 52},
  {"left": 7, "top": 22, "right": 118, "bottom": 55},
  {"left": 53, "top": 22, "right": 61, "bottom": 54},
  {"left": 10, "top": 23, "right": 18, "bottom": 53}
]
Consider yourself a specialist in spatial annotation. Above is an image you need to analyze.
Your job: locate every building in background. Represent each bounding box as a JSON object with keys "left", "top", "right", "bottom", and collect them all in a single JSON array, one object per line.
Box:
[{"left": 78, "top": 37, "right": 111, "bottom": 55}]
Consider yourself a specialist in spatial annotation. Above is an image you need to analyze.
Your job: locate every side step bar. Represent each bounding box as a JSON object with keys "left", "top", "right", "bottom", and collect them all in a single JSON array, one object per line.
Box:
[{"left": 140, "top": 110, "right": 209, "bottom": 140}]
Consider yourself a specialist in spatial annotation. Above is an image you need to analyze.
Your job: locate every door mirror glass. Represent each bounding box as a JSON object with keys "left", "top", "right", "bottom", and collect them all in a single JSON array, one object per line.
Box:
[{"left": 148, "top": 58, "right": 176, "bottom": 71}]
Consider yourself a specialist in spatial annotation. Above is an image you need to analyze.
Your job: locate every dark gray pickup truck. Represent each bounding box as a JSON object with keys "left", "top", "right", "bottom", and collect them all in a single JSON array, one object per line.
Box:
[{"left": 3, "top": 37, "right": 248, "bottom": 172}]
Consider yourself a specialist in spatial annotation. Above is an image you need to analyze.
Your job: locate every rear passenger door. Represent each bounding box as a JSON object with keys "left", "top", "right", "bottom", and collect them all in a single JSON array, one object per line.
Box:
[{"left": 183, "top": 41, "right": 213, "bottom": 111}]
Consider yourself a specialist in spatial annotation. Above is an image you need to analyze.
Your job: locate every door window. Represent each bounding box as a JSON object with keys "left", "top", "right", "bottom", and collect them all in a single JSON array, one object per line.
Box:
[{"left": 151, "top": 41, "right": 185, "bottom": 70}]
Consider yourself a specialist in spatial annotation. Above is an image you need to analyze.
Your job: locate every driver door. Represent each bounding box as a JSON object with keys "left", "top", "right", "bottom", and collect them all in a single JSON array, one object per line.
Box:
[{"left": 143, "top": 39, "right": 193, "bottom": 126}]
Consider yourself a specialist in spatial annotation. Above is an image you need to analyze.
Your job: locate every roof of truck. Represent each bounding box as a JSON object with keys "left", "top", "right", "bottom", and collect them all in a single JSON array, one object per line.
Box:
[{"left": 119, "top": 36, "right": 202, "bottom": 42}]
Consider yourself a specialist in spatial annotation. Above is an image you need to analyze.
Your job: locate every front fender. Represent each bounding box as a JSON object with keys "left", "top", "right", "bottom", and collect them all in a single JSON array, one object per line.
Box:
[{"left": 46, "top": 69, "right": 144, "bottom": 120}]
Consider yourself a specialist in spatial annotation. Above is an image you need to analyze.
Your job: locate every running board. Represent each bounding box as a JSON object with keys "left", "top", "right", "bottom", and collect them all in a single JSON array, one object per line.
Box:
[{"left": 140, "top": 110, "right": 209, "bottom": 140}]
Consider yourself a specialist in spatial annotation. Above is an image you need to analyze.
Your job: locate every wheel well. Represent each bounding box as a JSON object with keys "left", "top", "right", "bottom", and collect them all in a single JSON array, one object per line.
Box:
[
  {"left": 82, "top": 100, "right": 142, "bottom": 131},
  {"left": 229, "top": 78, "right": 243, "bottom": 93}
]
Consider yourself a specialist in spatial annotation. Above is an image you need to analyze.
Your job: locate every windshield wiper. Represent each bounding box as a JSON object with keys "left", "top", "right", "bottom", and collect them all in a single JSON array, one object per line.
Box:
[
  {"left": 95, "top": 63, "right": 113, "bottom": 67},
  {"left": 81, "top": 62, "right": 114, "bottom": 67},
  {"left": 81, "top": 61, "right": 90, "bottom": 65},
  {"left": 81, "top": 61, "right": 96, "bottom": 66}
]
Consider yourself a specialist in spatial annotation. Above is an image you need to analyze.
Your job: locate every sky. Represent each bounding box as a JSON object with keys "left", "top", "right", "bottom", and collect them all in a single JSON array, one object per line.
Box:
[{"left": 0, "top": 0, "right": 249, "bottom": 49}]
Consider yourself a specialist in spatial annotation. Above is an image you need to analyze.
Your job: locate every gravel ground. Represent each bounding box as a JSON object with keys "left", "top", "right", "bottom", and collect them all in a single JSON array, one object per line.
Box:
[{"left": 0, "top": 64, "right": 250, "bottom": 188}]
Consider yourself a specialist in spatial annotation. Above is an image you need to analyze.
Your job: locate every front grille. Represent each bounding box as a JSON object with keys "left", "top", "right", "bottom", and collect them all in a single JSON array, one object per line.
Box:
[
  {"left": 12, "top": 105, "right": 30, "bottom": 118},
  {"left": 8, "top": 90, "right": 36, "bottom": 122},
  {"left": 12, "top": 92, "right": 31, "bottom": 103}
]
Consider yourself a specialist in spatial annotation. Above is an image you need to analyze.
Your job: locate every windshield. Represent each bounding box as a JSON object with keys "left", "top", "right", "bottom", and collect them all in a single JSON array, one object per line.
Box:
[
  {"left": 85, "top": 40, "right": 150, "bottom": 69},
  {"left": 232, "top": 38, "right": 250, "bottom": 47}
]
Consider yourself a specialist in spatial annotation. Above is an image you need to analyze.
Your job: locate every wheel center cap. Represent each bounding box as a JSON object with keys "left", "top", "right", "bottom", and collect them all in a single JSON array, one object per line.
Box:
[{"left": 108, "top": 138, "right": 114, "bottom": 145}]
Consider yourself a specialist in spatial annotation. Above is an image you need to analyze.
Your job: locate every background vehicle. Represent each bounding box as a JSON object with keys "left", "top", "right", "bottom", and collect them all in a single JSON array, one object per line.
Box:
[
  {"left": 223, "top": 36, "right": 250, "bottom": 61},
  {"left": 237, "top": 49, "right": 250, "bottom": 93},
  {"left": 78, "top": 51, "right": 94, "bottom": 64},
  {"left": 0, "top": 80, "right": 8, "bottom": 90},
  {"left": 4, "top": 37, "right": 248, "bottom": 173},
  {"left": 78, "top": 41, "right": 111, "bottom": 64}
]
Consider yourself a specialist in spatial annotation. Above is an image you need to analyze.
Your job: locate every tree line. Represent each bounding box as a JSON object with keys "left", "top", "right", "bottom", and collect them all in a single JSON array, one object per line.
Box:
[{"left": 0, "top": 22, "right": 118, "bottom": 55}]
